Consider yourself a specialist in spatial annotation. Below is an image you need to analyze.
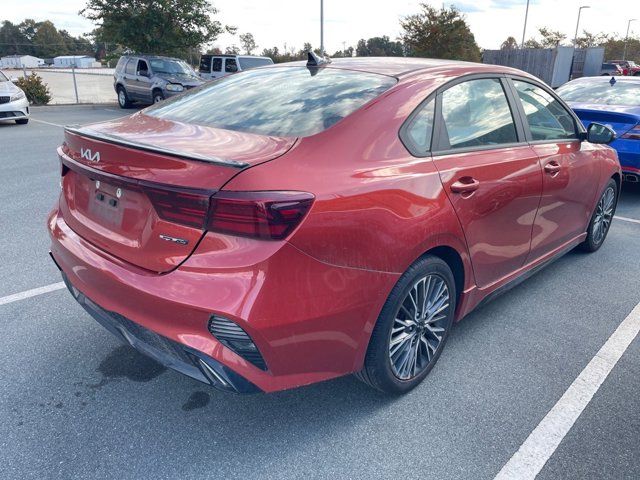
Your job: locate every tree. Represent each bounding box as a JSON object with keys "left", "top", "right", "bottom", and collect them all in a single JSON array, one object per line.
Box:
[
  {"left": 0, "top": 21, "right": 30, "bottom": 56},
  {"left": 355, "top": 36, "right": 403, "bottom": 56},
  {"left": 80, "top": 0, "right": 226, "bottom": 57},
  {"left": 575, "top": 30, "right": 609, "bottom": 49},
  {"left": 239, "top": 32, "right": 257, "bottom": 55},
  {"left": 400, "top": 4, "right": 481, "bottom": 61},
  {"left": 522, "top": 38, "right": 542, "bottom": 49},
  {"left": 500, "top": 36, "right": 518, "bottom": 50},
  {"left": 601, "top": 35, "right": 640, "bottom": 61},
  {"left": 32, "top": 20, "right": 66, "bottom": 57},
  {"left": 225, "top": 45, "right": 240, "bottom": 55},
  {"left": 537, "top": 27, "right": 566, "bottom": 48}
]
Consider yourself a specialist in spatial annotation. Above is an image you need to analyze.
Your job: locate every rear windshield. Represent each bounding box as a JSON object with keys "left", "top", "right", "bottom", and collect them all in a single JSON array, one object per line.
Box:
[
  {"left": 557, "top": 80, "right": 640, "bottom": 106},
  {"left": 145, "top": 66, "right": 396, "bottom": 137},
  {"left": 238, "top": 57, "right": 273, "bottom": 70}
]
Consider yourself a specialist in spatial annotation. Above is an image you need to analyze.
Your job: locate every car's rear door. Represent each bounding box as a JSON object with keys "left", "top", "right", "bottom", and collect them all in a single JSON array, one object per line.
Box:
[
  {"left": 431, "top": 76, "right": 542, "bottom": 289},
  {"left": 507, "top": 77, "right": 600, "bottom": 262}
]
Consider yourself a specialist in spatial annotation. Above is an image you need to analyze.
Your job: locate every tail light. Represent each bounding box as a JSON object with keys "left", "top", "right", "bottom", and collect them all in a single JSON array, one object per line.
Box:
[
  {"left": 207, "top": 191, "right": 315, "bottom": 240},
  {"left": 143, "top": 186, "right": 210, "bottom": 228},
  {"left": 621, "top": 125, "right": 640, "bottom": 140}
]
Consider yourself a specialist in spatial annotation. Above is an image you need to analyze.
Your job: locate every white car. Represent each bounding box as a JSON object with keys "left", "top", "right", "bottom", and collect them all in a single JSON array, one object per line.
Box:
[
  {"left": 0, "top": 70, "right": 29, "bottom": 124},
  {"left": 198, "top": 54, "right": 274, "bottom": 80}
]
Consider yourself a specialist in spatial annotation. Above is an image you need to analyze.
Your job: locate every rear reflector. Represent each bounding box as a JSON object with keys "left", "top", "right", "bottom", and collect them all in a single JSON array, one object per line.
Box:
[{"left": 207, "top": 191, "right": 314, "bottom": 240}]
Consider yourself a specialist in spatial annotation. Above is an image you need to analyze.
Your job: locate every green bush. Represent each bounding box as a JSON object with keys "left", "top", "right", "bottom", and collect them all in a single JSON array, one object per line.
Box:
[{"left": 15, "top": 73, "right": 51, "bottom": 105}]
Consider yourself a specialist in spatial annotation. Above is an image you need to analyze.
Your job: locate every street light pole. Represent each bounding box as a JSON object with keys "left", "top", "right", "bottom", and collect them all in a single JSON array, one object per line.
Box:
[
  {"left": 623, "top": 18, "right": 637, "bottom": 61},
  {"left": 521, "top": 0, "right": 530, "bottom": 48},
  {"left": 573, "top": 6, "right": 590, "bottom": 47},
  {"left": 320, "top": 0, "right": 324, "bottom": 55}
]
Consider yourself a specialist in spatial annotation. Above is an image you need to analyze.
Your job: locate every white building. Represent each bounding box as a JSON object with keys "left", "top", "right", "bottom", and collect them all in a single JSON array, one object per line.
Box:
[
  {"left": 0, "top": 55, "right": 45, "bottom": 68},
  {"left": 53, "top": 55, "right": 100, "bottom": 68}
]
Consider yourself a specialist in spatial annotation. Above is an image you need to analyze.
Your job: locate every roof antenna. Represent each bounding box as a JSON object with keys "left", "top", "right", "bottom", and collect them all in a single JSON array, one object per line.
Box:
[
  {"left": 307, "top": 51, "right": 331, "bottom": 68},
  {"left": 609, "top": 76, "right": 616, "bottom": 86}
]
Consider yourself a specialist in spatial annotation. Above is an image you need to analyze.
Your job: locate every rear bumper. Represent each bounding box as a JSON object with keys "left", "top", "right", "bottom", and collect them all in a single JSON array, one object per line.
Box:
[
  {"left": 48, "top": 206, "right": 397, "bottom": 393},
  {"left": 610, "top": 139, "right": 640, "bottom": 173}
]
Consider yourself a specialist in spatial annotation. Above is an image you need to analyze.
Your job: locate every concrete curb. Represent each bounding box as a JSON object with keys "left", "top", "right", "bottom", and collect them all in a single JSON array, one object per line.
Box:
[{"left": 30, "top": 103, "right": 121, "bottom": 111}]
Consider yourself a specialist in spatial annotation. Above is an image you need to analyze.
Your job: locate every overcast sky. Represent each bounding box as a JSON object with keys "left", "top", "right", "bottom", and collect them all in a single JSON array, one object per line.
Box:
[{"left": 2, "top": 0, "right": 638, "bottom": 53}]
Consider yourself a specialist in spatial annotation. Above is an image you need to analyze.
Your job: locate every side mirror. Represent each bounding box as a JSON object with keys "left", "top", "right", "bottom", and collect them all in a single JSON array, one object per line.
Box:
[{"left": 586, "top": 122, "right": 616, "bottom": 144}]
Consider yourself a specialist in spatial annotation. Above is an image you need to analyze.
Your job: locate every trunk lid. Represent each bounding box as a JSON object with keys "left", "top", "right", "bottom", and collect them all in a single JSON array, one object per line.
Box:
[
  {"left": 59, "top": 113, "right": 295, "bottom": 272},
  {"left": 570, "top": 103, "right": 640, "bottom": 137}
]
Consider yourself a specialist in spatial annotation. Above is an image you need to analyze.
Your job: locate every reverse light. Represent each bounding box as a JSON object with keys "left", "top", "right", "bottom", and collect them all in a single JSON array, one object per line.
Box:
[
  {"left": 207, "top": 191, "right": 315, "bottom": 240},
  {"left": 621, "top": 125, "right": 640, "bottom": 140}
]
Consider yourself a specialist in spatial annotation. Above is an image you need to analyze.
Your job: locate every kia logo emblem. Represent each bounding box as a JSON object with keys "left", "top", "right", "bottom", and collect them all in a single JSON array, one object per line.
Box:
[{"left": 80, "top": 148, "right": 100, "bottom": 162}]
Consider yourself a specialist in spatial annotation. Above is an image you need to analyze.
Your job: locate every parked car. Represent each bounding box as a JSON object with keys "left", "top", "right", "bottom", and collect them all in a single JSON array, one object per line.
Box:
[
  {"left": 0, "top": 70, "right": 29, "bottom": 124},
  {"left": 113, "top": 55, "right": 204, "bottom": 108},
  {"left": 557, "top": 75, "right": 640, "bottom": 182},
  {"left": 49, "top": 55, "right": 620, "bottom": 395},
  {"left": 198, "top": 54, "right": 274, "bottom": 79},
  {"left": 600, "top": 62, "right": 624, "bottom": 76},
  {"left": 609, "top": 60, "right": 640, "bottom": 76}
]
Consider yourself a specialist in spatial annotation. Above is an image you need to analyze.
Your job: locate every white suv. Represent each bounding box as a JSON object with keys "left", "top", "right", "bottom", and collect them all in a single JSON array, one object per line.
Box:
[
  {"left": 198, "top": 55, "right": 274, "bottom": 80},
  {"left": 0, "top": 70, "right": 29, "bottom": 125}
]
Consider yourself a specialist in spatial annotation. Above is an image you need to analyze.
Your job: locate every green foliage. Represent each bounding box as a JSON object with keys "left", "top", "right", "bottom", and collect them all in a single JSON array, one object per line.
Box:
[
  {"left": 260, "top": 43, "right": 319, "bottom": 63},
  {"left": 400, "top": 4, "right": 481, "bottom": 62},
  {"left": 239, "top": 32, "right": 257, "bottom": 55},
  {"left": 575, "top": 30, "right": 609, "bottom": 49},
  {"left": 80, "top": 0, "right": 226, "bottom": 57},
  {"left": 15, "top": 73, "right": 51, "bottom": 105},
  {"left": 355, "top": 36, "right": 403, "bottom": 57},
  {"left": 501, "top": 36, "right": 518, "bottom": 50},
  {"left": 537, "top": 27, "right": 566, "bottom": 48},
  {"left": 0, "top": 19, "right": 95, "bottom": 57},
  {"left": 601, "top": 35, "right": 640, "bottom": 61}
]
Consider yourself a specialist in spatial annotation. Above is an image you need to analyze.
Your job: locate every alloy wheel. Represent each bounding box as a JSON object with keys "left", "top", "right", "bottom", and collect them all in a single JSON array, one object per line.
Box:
[
  {"left": 592, "top": 186, "right": 615, "bottom": 245},
  {"left": 389, "top": 274, "right": 450, "bottom": 380},
  {"left": 118, "top": 90, "right": 126, "bottom": 106}
]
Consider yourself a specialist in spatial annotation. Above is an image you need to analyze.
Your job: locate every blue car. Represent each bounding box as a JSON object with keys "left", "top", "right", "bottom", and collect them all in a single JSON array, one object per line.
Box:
[{"left": 557, "top": 76, "right": 640, "bottom": 182}]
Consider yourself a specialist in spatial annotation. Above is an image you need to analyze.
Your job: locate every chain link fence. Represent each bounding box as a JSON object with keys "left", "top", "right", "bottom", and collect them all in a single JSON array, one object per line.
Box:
[{"left": 7, "top": 67, "right": 116, "bottom": 104}]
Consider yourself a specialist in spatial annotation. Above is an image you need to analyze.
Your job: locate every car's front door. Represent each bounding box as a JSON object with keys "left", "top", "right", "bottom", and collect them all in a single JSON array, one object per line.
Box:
[
  {"left": 432, "top": 77, "right": 543, "bottom": 289},
  {"left": 508, "top": 78, "right": 600, "bottom": 261},
  {"left": 133, "top": 59, "right": 152, "bottom": 103}
]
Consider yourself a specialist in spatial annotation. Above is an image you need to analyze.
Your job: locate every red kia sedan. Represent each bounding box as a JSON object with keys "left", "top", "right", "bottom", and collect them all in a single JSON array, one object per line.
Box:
[{"left": 48, "top": 56, "right": 620, "bottom": 394}]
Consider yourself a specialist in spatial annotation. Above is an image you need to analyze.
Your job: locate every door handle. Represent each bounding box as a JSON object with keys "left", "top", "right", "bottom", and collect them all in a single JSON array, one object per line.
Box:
[
  {"left": 450, "top": 177, "right": 480, "bottom": 194},
  {"left": 544, "top": 161, "right": 561, "bottom": 174}
]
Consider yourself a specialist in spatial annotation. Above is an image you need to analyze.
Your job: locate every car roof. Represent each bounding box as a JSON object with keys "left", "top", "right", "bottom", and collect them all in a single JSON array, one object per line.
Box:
[
  {"left": 123, "top": 55, "right": 182, "bottom": 61},
  {"left": 564, "top": 75, "right": 640, "bottom": 85},
  {"left": 282, "top": 56, "right": 532, "bottom": 79}
]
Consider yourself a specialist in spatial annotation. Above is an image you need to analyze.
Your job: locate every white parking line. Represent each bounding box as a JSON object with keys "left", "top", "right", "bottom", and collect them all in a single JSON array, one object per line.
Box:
[
  {"left": 0, "top": 282, "right": 66, "bottom": 306},
  {"left": 615, "top": 215, "right": 640, "bottom": 225},
  {"left": 495, "top": 301, "right": 640, "bottom": 480},
  {"left": 30, "top": 118, "right": 64, "bottom": 128}
]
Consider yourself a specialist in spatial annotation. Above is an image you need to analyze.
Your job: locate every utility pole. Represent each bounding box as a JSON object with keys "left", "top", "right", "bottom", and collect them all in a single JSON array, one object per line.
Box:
[
  {"left": 623, "top": 19, "right": 637, "bottom": 61},
  {"left": 320, "top": 0, "right": 324, "bottom": 55},
  {"left": 573, "top": 6, "right": 590, "bottom": 47},
  {"left": 521, "top": 0, "right": 530, "bottom": 48}
]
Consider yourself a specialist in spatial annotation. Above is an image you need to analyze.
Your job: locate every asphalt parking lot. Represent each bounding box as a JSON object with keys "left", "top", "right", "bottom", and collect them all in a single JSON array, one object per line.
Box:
[{"left": 1, "top": 106, "right": 639, "bottom": 480}]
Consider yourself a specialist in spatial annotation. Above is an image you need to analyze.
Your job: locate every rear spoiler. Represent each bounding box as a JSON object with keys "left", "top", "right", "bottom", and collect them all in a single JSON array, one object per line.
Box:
[{"left": 64, "top": 125, "right": 249, "bottom": 169}]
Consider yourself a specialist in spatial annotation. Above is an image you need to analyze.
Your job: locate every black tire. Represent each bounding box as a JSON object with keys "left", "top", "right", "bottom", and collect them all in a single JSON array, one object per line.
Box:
[
  {"left": 578, "top": 178, "right": 618, "bottom": 253},
  {"left": 15, "top": 118, "right": 29, "bottom": 125},
  {"left": 117, "top": 86, "right": 132, "bottom": 108},
  {"left": 152, "top": 90, "right": 164, "bottom": 104},
  {"left": 355, "top": 255, "right": 456, "bottom": 394}
]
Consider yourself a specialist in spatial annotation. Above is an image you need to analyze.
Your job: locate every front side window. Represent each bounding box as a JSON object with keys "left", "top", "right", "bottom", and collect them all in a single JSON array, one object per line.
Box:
[
  {"left": 403, "top": 99, "right": 435, "bottom": 155},
  {"left": 212, "top": 58, "right": 222, "bottom": 72},
  {"left": 513, "top": 80, "right": 577, "bottom": 141},
  {"left": 145, "top": 66, "right": 396, "bottom": 137},
  {"left": 136, "top": 60, "right": 149, "bottom": 75},
  {"left": 440, "top": 78, "right": 518, "bottom": 149}
]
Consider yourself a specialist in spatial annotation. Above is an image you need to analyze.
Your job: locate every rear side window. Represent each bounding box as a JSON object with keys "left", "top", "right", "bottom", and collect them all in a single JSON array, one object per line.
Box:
[
  {"left": 225, "top": 58, "right": 238, "bottom": 73},
  {"left": 145, "top": 67, "right": 396, "bottom": 137},
  {"left": 440, "top": 79, "right": 518, "bottom": 149},
  {"left": 115, "top": 57, "right": 128, "bottom": 72},
  {"left": 238, "top": 57, "right": 274, "bottom": 70},
  {"left": 513, "top": 80, "right": 577, "bottom": 141},
  {"left": 212, "top": 58, "right": 222, "bottom": 72},
  {"left": 402, "top": 99, "right": 435, "bottom": 155},
  {"left": 124, "top": 59, "right": 136, "bottom": 75}
]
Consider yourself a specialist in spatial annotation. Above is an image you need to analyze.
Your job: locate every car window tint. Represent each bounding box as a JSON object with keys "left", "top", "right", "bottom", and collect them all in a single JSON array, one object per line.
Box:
[
  {"left": 199, "top": 56, "right": 212, "bottom": 73},
  {"left": 0, "top": 71, "right": 8, "bottom": 82},
  {"left": 212, "top": 58, "right": 222, "bottom": 72},
  {"left": 145, "top": 67, "right": 396, "bottom": 137},
  {"left": 513, "top": 80, "right": 577, "bottom": 141},
  {"left": 556, "top": 79, "right": 640, "bottom": 107},
  {"left": 124, "top": 59, "right": 136, "bottom": 75},
  {"left": 137, "top": 60, "right": 148, "bottom": 74},
  {"left": 225, "top": 59, "right": 238, "bottom": 73},
  {"left": 404, "top": 99, "right": 435, "bottom": 154},
  {"left": 441, "top": 79, "right": 518, "bottom": 149}
]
